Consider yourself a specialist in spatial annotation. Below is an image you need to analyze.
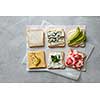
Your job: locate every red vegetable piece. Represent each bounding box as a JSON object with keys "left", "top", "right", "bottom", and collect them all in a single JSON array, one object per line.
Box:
[{"left": 66, "top": 57, "right": 73, "bottom": 65}]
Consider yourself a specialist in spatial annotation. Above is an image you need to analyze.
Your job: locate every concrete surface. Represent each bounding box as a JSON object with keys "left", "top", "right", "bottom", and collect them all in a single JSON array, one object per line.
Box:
[{"left": 0, "top": 16, "right": 100, "bottom": 83}]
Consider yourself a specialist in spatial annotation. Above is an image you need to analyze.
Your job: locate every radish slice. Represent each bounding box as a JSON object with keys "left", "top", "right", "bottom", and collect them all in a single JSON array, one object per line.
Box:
[{"left": 65, "top": 49, "right": 86, "bottom": 70}]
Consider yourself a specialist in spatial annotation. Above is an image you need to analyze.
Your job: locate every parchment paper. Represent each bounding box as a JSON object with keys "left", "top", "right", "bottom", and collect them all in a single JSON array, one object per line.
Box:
[{"left": 21, "top": 20, "right": 94, "bottom": 80}]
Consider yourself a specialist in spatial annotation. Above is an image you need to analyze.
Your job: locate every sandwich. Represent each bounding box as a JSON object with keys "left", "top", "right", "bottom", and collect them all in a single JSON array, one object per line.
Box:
[
  {"left": 47, "top": 28, "right": 65, "bottom": 47},
  {"left": 48, "top": 51, "right": 65, "bottom": 69},
  {"left": 27, "top": 50, "right": 46, "bottom": 69},
  {"left": 66, "top": 27, "right": 87, "bottom": 47},
  {"left": 26, "top": 28, "right": 45, "bottom": 48},
  {"left": 65, "top": 49, "right": 86, "bottom": 71}
]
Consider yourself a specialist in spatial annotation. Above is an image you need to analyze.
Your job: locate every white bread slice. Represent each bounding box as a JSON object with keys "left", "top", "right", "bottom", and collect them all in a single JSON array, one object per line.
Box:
[
  {"left": 47, "top": 28, "right": 65, "bottom": 47},
  {"left": 27, "top": 29, "right": 44, "bottom": 48},
  {"left": 48, "top": 51, "right": 65, "bottom": 69},
  {"left": 66, "top": 28, "right": 86, "bottom": 48}
]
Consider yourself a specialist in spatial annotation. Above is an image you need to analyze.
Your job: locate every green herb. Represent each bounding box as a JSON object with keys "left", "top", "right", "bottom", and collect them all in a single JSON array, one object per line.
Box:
[{"left": 51, "top": 55, "right": 60, "bottom": 63}]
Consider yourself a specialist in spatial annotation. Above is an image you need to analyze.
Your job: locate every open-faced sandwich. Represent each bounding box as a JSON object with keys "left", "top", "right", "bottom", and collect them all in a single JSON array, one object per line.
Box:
[
  {"left": 48, "top": 51, "right": 65, "bottom": 69},
  {"left": 65, "top": 49, "right": 86, "bottom": 71},
  {"left": 67, "top": 27, "right": 87, "bottom": 47},
  {"left": 47, "top": 28, "right": 65, "bottom": 47},
  {"left": 27, "top": 50, "right": 46, "bottom": 69},
  {"left": 26, "top": 28, "right": 45, "bottom": 48}
]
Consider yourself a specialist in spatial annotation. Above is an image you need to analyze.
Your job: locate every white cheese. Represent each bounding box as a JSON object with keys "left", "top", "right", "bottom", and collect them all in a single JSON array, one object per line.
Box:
[
  {"left": 48, "top": 52, "right": 64, "bottom": 69},
  {"left": 47, "top": 29, "right": 65, "bottom": 46}
]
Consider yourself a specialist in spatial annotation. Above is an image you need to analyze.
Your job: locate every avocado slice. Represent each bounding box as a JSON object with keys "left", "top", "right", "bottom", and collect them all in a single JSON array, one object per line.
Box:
[
  {"left": 67, "top": 27, "right": 81, "bottom": 43},
  {"left": 68, "top": 31, "right": 86, "bottom": 46},
  {"left": 68, "top": 31, "right": 83, "bottom": 44}
]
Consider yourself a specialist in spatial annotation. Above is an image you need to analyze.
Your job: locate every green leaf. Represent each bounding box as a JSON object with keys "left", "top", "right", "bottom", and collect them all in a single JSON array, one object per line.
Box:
[{"left": 51, "top": 55, "right": 60, "bottom": 63}]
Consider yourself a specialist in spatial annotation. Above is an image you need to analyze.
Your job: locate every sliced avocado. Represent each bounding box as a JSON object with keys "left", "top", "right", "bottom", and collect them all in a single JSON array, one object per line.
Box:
[
  {"left": 67, "top": 27, "right": 81, "bottom": 43},
  {"left": 68, "top": 31, "right": 83, "bottom": 44},
  {"left": 68, "top": 31, "right": 86, "bottom": 46}
]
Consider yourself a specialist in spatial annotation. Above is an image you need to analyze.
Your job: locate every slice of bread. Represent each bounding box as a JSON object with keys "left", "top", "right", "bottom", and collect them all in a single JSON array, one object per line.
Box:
[
  {"left": 47, "top": 28, "right": 65, "bottom": 48},
  {"left": 48, "top": 43, "right": 65, "bottom": 48},
  {"left": 27, "top": 51, "right": 46, "bottom": 69},
  {"left": 48, "top": 51, "right": 65, "bottom": 69},
  {"left": 26, "top": 29, "right": 44, "bottom": 48},
  {"left": 66, "top": 27, "right": 86, "bottom": 48},
  {"left": 65, "top": 49, "right": 86, "bottom": 71}
]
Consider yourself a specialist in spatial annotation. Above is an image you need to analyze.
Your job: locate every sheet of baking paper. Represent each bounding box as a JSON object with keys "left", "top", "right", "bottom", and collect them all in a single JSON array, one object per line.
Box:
[{"left": 21, "top": 20, "right": 94, "bottom": 80}]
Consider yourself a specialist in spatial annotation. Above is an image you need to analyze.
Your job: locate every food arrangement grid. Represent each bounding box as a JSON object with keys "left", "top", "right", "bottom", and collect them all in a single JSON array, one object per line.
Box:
[{"left": 22, "top": 20, "right": 94, "bottom": 80}]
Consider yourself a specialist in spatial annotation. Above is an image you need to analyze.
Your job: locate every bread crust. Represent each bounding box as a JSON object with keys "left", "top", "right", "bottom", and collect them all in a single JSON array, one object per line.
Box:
[{"left": 48, "top": 43, "right": 65, "bottom": 48}]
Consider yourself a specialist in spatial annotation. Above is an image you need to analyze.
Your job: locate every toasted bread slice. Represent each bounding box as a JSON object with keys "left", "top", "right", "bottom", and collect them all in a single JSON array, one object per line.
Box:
[
  {"left": 47, "top": 28, "right": 65, "bottom": 47},
  {"left": 66, "top": 27, "right": 86, "bottom": 48},
  {"left": 65, "top": 49, "right": 86, "bottom": 71},
  {"left": 27, "top": 51, "right": 46, "bottom": 69},
  {"left": 26, "top": 29, "right": 45, "bottom": 48},
  {"left": 48, "top": 51, "right": 65, "bottom": 69}
]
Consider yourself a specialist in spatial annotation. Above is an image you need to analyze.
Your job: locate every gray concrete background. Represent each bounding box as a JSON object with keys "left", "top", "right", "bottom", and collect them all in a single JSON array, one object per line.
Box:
[{"left": 0, "top": 16, "right": 100, "bottom": 83}]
